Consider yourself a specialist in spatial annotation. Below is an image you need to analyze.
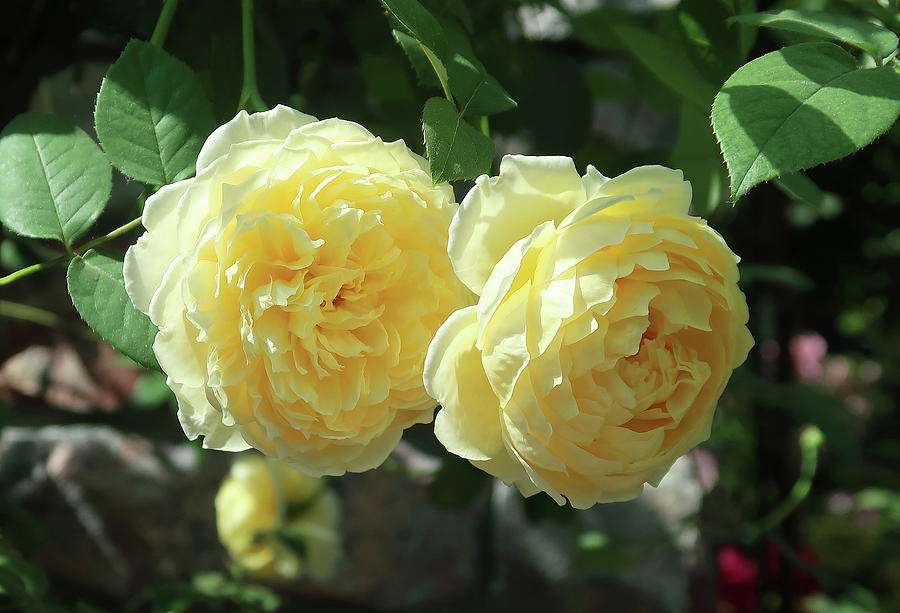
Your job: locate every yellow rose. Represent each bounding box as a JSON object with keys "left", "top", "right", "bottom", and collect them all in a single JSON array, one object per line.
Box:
[
  {"left": 215, "top": 454, "right": 341, "bottom": 581},
  {"left": 124, "top": 105, "right": 470, "bottom": 475},
  {"left": 424, "top": 156, "right": 753, "bottom": 508}
]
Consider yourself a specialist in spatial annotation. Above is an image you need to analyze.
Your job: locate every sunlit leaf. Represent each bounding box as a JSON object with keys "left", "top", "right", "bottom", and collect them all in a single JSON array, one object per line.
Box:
[
  {"left": 95, "top": 39, "right": 215, "bottom": 185},
  {"left": 0, "top": 112, "right": 111, "bottom": 247},
  {"left": 712, "top": 42, "right": 900, "bottom": 200},
  {"left": 731, "top": 10, "right": 899, "bottom": 59},
  {"left": 422, "top": 97, "right": 494, "bottom": 182}
]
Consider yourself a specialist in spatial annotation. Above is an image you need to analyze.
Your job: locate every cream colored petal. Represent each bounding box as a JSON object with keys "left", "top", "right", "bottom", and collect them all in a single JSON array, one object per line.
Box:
[
  {"left": 449, "top": 155, "right": 585, "bottom": 294},
  {"left": 479, "top": 283, "right": 531, "bottom": 407},
  {"left": 142, "top": 179, "right": 191, "bottom": 231},
  {"left": 149, "top": 256, "right": 209, "bottom": 388},
  {"left": 581, "top": 164, "right": 609, "bottom": 198},
  {"left": 538, "top": 214, "right": 632, "bottom": 282},
  {"left": 471, "top": 450, "right": 536, "bottom": 495},
  {"left": 293, "top": 117, "right": 376, "bottom": 145},
  {"left": 123, "top": 180, "right": 192, "bottom": 315},
  {"left": 559, "top": 194, "right": 634, "bottom": 228},
  {"left": 170, "top": 380, "right": 250, "bottom": 451},
  {"left": 477, "top": 220, "right": 554, "bottom": 343},
  {"left": 595, "top": 166, "right": 692, "bottom": 217},
  {"left": 425, "top": 306, "right": 504, "bottom": 461},
  {"left": 197, "top": 105, "right": 318, "bottom": 171},
  {"left": 124, "top": 232, "right": 176, "bottom": 316}
]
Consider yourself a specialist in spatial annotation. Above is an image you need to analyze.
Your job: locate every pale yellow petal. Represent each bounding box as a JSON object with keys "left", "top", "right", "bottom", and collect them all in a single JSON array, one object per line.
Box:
[
  {"left": 449, "top": 155, "right": 585, "bottom": 294},
  {"left": 426, "top": 306, "right": 504, "bottom": 461},
  {"left": 197, "top": 105, "right": 317, "bottom": 171}
]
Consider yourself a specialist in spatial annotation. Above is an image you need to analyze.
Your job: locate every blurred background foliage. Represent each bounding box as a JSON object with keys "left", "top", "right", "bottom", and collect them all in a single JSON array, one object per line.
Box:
[{"left": 1, "top": 0, "right": 899, "bottom": 611}]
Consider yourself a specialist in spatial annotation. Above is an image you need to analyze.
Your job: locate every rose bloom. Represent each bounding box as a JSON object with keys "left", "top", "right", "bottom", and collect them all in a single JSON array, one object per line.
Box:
[
  {"left": 425, "top": 156, "right": 753, "bottom": 508},
  {"left": 124, "top": 105, "right": 470, "bottom": 475},
  {"left": 216, "top": 454, "right": 341, "bottom": 581}
]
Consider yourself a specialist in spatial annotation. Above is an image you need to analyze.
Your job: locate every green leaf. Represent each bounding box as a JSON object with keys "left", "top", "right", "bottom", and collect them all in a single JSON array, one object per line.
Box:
[
  {"left": 670, "top": 102, "right": 726, "bottom": 216},
  {"left": 422, "top": 97, "right": 494, "bottom": 183},
  {"left": 611, "top": 22, "right": 717, "bottom": 109},
  {"left": 95, "top": 39, "right": 215, "bottom": 185},
  {"left": 712, "top": 42, "right": 900, "bottom": 200},
  {"left": 443, "top": 23, "right": 516, "bottom": 116},
  {"left": 730, "top": 10, "right": 899, "bottom": 59},
  {"left": 775, "top": 171, "right": 824, "bottom": 204},
  {"left": 0, "top": 112, "right": 111, "bottom": 247},
  {"left": 67, "top": 250, "right": 159, "bottom": 370},
  {"left": 775, "top": 171, "right": 844, "bottom": 223},
  {"left": 393, "top": 29, "right": 441, "bottom": 88},
  {"left": 436, "top": 0, "right": 474, "bottom": 33},
  {"left": 839, "top": 0, "right": 900, "bottom": 36},
  {"left": 447, "top": 54, "right": 516, "bottom": 116},
  {"left": 753, "top": 379, "right": 862, "bottom": 468},
  {"left": 675, "top": 0, "right": 753, "bottom": 83},
  {"left": 379, "top": 0, "right": 448, "bottom": 59},
  {"left": 738, "top": 264, "right": 814, "bottom": 292},
  {"left": 571, "top": 11, "right": 717, "bottom": 110},
  {"left": 0, "top": 554, "right": 47, "bottom": 602}
]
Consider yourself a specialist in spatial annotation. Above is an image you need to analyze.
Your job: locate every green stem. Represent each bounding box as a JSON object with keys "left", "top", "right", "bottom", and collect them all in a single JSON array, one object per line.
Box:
[
  {"left": 480, "top": 115, "right": 490, "bottom": 137},
  {"left": 238, "top": 0, "right": 268, "bottom": 113},
  {"left": 149, "top": 0, "right": 181, "bottom": 47},
  {"left": 0, "top": 216, "right": 143, "bottom": 286},
  {"left": 78, "top": 216, "right": 143, "bottom": 253},
  {"left": 0, "top": 300, "right": 62, "bottom": 328},
  {"left": 0, "top": 256, "right": 67, "bottom": 285},
  {"left": 266, "top": 457, "right": 287, "bottom": 525},
  {"left": 754, "top": 425, "right": 823, "bottom": 537}
]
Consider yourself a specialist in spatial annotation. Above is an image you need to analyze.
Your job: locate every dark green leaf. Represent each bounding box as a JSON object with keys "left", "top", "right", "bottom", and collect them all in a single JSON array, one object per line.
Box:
[
  {"left": 95, "top": 39, "right": 215, "bottom": 185},
  {"left": 428, "top": 454, "right": 489, "bottom": 510},
  {"left": 67, "top": 249, "right": 159, "bottom": 370},
  {"left": 712, "top": 42, "right": 900, "bottom": 200},
  {"left": 776, "top": 172, "right": 843, "bottom": 226},
  {"left": 838, "top": 0, "right": 900, "bottom": 36},
  {"left": 675, "top": 0, "right": 752, "bottom": 83},
  {"left": 442, "top": 22, "right": 516, "bottom": 116},
  {"left": 0, "top": 112, "right": 111, "bottom": 247},
  {"left": 447, "top": 54, "right": 517, "bottom": 116},
  {"left": 423, "top": 97, "right": 494, "bottom": 182},
  {"left": 775, "top": 171, "right": 824, "bottom": 204},
  {"left": 570, "top": 11, "right": 717, "bottom": 110},
  {"left": 612, "top": 22, "right": 717, "bottom": 109},
  {"left": 753, "top": 379, "right": 862, "bottom": 468},
  {"left": 670, "top": 102, "right": 727, "bottom": 216},
  {"left": 393, "top": 29, "right": 441, "bottom": 87},
  {"left": 739, "top": 264, "right": 814, "bottom": 292},
  {"left": 0, "top": 554, "right": 47, "bottom": 602},
  {"left": 379, "top": 0, "right": 448, "bottom": 58},
  {"left": 730, "top": 10, "right": 899, "bottom": 59},
  {"left": 433, "top": 0, "right": 474, "bottom": 33}
]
